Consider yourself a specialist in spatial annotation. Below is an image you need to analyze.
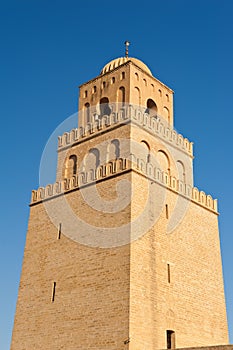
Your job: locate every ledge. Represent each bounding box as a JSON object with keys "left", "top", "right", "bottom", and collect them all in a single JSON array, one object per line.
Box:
[{"left": 31, "top": 157, "right": 217, "bottom": 214}]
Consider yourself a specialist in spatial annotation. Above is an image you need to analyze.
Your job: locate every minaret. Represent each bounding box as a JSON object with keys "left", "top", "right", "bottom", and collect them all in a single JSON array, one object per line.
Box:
[{"left": 11, "top": 52, "right": 229, "bottom": 350}]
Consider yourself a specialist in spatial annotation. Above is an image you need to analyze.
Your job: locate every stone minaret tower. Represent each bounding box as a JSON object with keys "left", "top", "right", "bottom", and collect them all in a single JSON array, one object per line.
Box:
[{"left": 11, "top": 54, "right": 229, "bottom": 350}]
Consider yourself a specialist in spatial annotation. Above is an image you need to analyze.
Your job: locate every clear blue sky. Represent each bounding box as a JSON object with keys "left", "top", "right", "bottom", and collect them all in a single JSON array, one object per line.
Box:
[{"left": 1, "top": 0, "right": 233, "bottom": 348}]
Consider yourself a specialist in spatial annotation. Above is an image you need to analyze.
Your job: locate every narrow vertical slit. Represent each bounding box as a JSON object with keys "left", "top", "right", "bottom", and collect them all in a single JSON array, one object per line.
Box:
[
  {"left": 165, "top": 204, "right": 169, "bottom": 219},
  {"left": 51, "top": 282, "right": 56, "bottom": 302},
  {"left": 167, "top": 263, "right": 171, "bottom": 283},
  {"left": 57, "top": 223, "right": 61, "bottom": 240}
]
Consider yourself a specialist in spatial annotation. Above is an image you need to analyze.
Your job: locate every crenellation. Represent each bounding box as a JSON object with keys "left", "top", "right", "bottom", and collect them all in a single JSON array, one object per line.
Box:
[
  {"left": 30, "top": 156, "right": 217, "bottom": 213},
  {"left": 58, "top": 106, "right": 193, "bottom": 158}
]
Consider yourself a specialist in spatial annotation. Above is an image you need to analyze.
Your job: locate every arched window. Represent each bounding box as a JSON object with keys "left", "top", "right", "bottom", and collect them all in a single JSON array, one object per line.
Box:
[
  {"left": 93, "top": 86, "right": 97, "bottom": 93},
  {"left": 84, "top": 102, "right": 90, "bottom": 123},
  {"left": 100, "top": 97, "right": 111, "bottom": 116},
  {"left": 157, "top": 150, "right": 170, "bottom": 174},
  {"left": 69, "top": 155, "right": 77, "bottom": 175},
  {"left": 158, "top": 89, "right": 162, "bottom": 97},
  {"left": 108, "top": 139, "right": 120, "bottom": 161},
  {"left": 89, "top": 148, "right": 100, "bottom": 167},
  {"left": 111, "top": 77, "right": 115, "bottom": 84},
  {"left": 121, "top": 72, "right": 125, "bottom": 80},
  {"left": 166, "top": 93, "right": 169, "bottom": 102},
  {"left": 146, "top": 98, "right": 157, "bottom": 116},
  {"left": 163, "top": 106, "right": 170, "bottom": 124},
  {"left": 177, "top": 160, "right": 185, "bottom": 182},
  {"left": 102, "top": 81, "right": 106, "bottom": 89},
  {"left": 84, "top": 90, "right": 88, "bottom": 98},
  {"left": 151, "top": 84, "right": 154, "bottom": 91},
  {"left": 141, "top": 140, "right": 150, "bottom": 163},
  {"left": 85, "top": 148, "right": 100, "bottom": 169},
  {"left": 65, "top": 154, "right": 77, "bottom": 178},
  {"left": 143, "top": 78, "right": 147, "bottom": 86},
  {"left": 134, "top": 87, "right": 141, "bottom": 106},
  {"left": 118, "top": 86, "right": 125, "bottom": 107},
  {"left": 135, "top": 72, "right": 139, "bottom": 81}
]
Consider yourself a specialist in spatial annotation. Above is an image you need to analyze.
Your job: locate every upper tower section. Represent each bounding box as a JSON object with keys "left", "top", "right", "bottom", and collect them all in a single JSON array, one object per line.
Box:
[{"left": 78, "top": 56, "right": 174, "bottom": 129}]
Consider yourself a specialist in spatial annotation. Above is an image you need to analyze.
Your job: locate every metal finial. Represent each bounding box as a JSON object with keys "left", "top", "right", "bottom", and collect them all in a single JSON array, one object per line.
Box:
[{"left": 124, "top": 41, "right": 130, "bottom": 58}]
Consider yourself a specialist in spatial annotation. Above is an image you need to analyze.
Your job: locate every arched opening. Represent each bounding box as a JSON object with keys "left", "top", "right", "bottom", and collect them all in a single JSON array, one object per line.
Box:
[
  {"left": 84, "top": 102, "right": 90, "bottom": 123},
  {"left": 65, "top": 154, "right": 77, "bottom": 178},
  {"left": 135, "top": 72, "right": 139, "bottom": 81},
  {"left": 134, "top": 87, "right": 141, "bottom": 106},
  {"left": 108, "top": 139, "right": 120, "bottom": 161},
  {"left": 163, "top": 106, "right": 170, "bottom": 124},
  {"left": 121, "top": 72, "right": 125, "bottom": 80},
  {"left": 85, "top": 148, "right": 100, "bottom": 169},
  {"left": 100, "top": 97, "right": 111, "bottom": 116},
  {"left": 141, "top": 140, "right": 150, "bottom": 163},
  {"left": 118, "top": 86, "right": 125, "bottom": 107},
  {"left": 167, "top": 330, "right": 175, "bottom": 349},
  {"left": 146, "top": 99, "right": 158, "bottom": 116},
  {"left": 157, "top": 150, "right": 170, "bottom": 174},
  {"left": 177, "top": 160, "right": 186, "bottom": 182}
]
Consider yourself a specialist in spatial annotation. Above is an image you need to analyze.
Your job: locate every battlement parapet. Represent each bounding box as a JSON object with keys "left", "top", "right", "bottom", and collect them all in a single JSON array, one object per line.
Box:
[
  {"left": 58, "top": 105, "right": 193, "bottom": 156},
  {"left": 31, "top": 157, "right": 217, "bottom": 213}
]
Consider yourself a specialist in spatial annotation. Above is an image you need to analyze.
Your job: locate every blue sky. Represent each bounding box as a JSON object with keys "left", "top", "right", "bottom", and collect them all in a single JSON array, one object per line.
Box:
[{"left": 1, "top": 0, "right": 233, "bottom": 348}]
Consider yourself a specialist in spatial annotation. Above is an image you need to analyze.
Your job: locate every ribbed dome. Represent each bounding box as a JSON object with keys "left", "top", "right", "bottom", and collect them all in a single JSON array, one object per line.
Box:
[{"left": 100, "top": 57, "right": 152, "bottom": 76}]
